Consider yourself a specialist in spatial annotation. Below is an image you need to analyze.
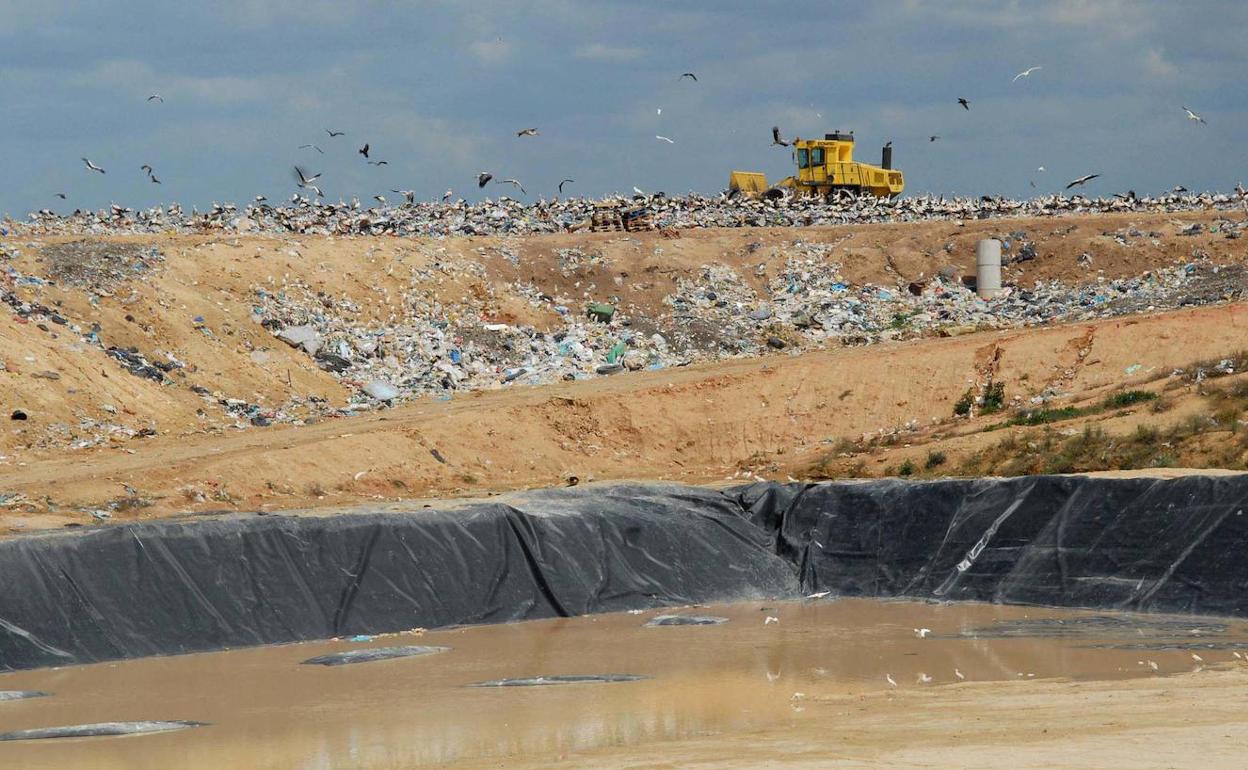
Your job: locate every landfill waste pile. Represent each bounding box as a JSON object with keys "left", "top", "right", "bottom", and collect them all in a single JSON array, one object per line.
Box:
[
  {"left": 253, "top": 244, "right": 1248, "bottom": 408},
  {"left": 8, "top": 188, "right": 1248, "bottom": 238},
  {"left": 4, "top": 212, "right": 1248, "bottom": 455}
]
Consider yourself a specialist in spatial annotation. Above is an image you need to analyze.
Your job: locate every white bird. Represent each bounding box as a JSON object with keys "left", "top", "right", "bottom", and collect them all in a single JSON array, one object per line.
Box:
[
  {"left": 806, "top": 591, "right": 830, "bottom": 600},
  {"left": 390, "top": 189, "right": 416, "bottom": 204},
  {"left": 442, "top": 189, "right": 453, "bottom": 202},
  {"left": 293, "top": 166, "right": 321, "bottom": 185},
  {"left": 917, "top": 672, "right": 932, "bottom": 684},
  {"left": 1182, "top": 106, "right": 1206, "bottom": 125},
  {"left": 499, "top": 178, "right": 526, "bottom": 194},
  {"left": 656, "top": 135, "right": 675, "bottom": 144},
  {"left": 915, "top": 628, "right": 932, "bottom": 638},
  {"left": 81, "top": 157, "right": 105, "bottom": 174},
  {"left": 632, "top": 186, "right": 646, "bottom": 196},
  {"left": 293, "top": 166, "right": 323, "bottom": 198},
  {"left": 1012, "top": 66, "right": 1042, "bottom": 82},
  {"left": 1192, "top": 653, "right": 1203, "bottom": 662},
  {"left": 1066, "top": 173, "right": 1100, "bottom": 189},
  {"left": 766, "top": 670, "right": 780, "bottom": 683},
  {"left": 1146, "top": 660, "right": 1159, "bottom": 671},
  {"left": 885, "top": 674, "right": 898, "bottom": 688},
  {"left": 656, "top": 107, "right": 662, "bottom": 116},
  {"left": 516, "top": 127, "right": 539, "bottom": 137},
  {"left": 764, "top": 616, "right": 779, "bottom": 625},
  {"left": 954, "top": 668, "right": 965, "bottom": 680},
  {"left": 1037, "top": 166, "right": 1045, "bottom": 172}
]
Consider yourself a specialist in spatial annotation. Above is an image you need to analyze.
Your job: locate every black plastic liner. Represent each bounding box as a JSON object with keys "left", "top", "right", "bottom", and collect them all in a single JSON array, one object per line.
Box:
[
  {"left": 3, "top": 474, "right": 1248, "bottom": 671},
  {"left": 0, "top": 483, "right": 795, "bottom": 671},
  {"left": 737, "top": 474, "right": 1248, "bottom": 615}
]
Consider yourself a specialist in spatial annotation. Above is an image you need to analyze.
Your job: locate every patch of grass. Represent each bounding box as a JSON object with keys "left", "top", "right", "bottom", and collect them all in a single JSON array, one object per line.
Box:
[
  {"left": 981, "top": 382, "right": 1006, "bottom": 414},
  {"left": 924, "top": 450, "right": 947, "bottom": 470},
  {"left": 1102, "top": 390, "right": 1158, "bottom": 409},
  {"left": 1007, "top": 405, "right": 1085, "bottom": 426},
  {"left": 898, "top": 459, "right": 916, "bottom": 477},
  {"left": 953, "top": 388, "right": 975, "bottom": 417}
]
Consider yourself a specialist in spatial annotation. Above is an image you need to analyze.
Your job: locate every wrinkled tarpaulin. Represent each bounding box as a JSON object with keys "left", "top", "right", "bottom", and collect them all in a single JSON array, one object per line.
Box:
[{"left": 3, "top": 475, "right": 1248, "bottom": 671}]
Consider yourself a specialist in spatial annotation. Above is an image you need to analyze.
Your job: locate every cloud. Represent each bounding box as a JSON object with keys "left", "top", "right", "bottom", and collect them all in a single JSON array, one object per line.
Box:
[
  {"left": 1142, "top": 48, "right": 1177, "bottom": 78},
  {"left": 469, "top": 38, "right": 513, "bottom": 65},
  {"left": 574, "top": 43, "right": 646, "bottom": 63}
]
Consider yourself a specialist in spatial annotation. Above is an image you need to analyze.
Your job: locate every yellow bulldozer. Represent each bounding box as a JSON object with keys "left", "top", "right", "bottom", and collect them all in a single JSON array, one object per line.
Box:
[{"left": 730, "top": 131, "right": 904, "bottom": 199}]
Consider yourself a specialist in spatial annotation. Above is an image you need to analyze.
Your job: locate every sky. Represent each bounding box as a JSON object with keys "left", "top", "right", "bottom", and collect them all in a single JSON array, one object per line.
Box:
[{"left": 2, "top": 0, "right": 1246, "bottom": 216}]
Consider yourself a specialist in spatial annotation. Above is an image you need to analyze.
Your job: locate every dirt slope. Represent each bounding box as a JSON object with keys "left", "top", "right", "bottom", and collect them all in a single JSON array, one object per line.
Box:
[
  {"left": 3, "top": 210, "right": 1248, "bottom": 529},
  {"left": 3, "top": 299, "right": 1248, "bottom": 532}
]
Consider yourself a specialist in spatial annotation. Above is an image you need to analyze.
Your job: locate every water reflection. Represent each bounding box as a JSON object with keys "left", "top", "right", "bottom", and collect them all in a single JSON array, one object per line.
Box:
[{"left": 1, "top": 599, "right": 1245, "bottom": 769}]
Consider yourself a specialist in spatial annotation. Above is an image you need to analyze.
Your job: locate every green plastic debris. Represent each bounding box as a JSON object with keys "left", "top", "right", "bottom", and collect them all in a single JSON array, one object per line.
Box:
[
  {"left": 587, "top": 302, "right": 615, "bottom": 323},
  {"left": 606, "top": 340, "right": 627, "bottom": 364}
]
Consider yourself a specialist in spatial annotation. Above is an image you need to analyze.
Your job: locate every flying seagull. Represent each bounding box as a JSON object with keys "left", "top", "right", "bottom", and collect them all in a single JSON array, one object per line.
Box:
[
  {"left": 558, "top": 179, "right": 574, "bottom": 193},
  {"left": 146, "top": 94, "right": 163, "bottom": 103},
  {"left": 499, "top": 178, "right": 526, "bottom": 194},
  {"left": 358, "top": 143, "right": 370, "bottom": 158},
  {"left": 390, "top": 189, "right": 415, "bottom": 204},
  {"left": 293, "top": 166, "right": 324, "bottom": 197},
  {"left": 477, "top": 172, "right": 493, "bottom": 188},
  {"left": 1037, "top": 166, "right": 1045, "bottom": 172},
  {"left": 54, "top": 192, "right": 67, "bottom": 199},
  {"left": 1012, "top": 66, "right": 1042, "bottom": 82},
  {"left": 958, "top": 97, "right": 970, "bottom": 110},
  {"left": 326, "top": 129, "right": 345, "bottom": 137},
  {"left": 81, "top": 157, "right": 105, "bottom": 174},
  {"left": 656, "top": 135, "right": 675, "bottom": 144},
  {"left": 929, "top": 135, "right": 940, "bottom": 142},
  {"left": 141, "top": 164, "right": 154, "bottom": 176},
  {"left": 442, "top": 189, "right": 453, "bottom": 202},
  {"left": 680, "top": 72, "right": 697, "bottom": 81},
  {"left": 516, "top": 128, "right": 539, "bottom": 137},
  {"left": 149, "top": 174, "right": 161, "bottom": 184},
  {"left": 1065, "top": 173, "right": 1100, "bottom": 189},
  {"left": 771, "top": 126, "right": 790, "bottom": 147},
  {"left": 367, "top": 160, "right": 388, "bottom": 166},
  {"left": 299, "top": 144, "right": 324, "bottom": 154},
  {"left": 1182, "top": 106, "right": 1206, "bottom": 125}
]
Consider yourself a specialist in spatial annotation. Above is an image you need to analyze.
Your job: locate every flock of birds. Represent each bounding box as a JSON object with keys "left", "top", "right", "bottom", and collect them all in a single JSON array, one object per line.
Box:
[{"left": 62, "top": 66, "right": 1214, "bottom": 207}]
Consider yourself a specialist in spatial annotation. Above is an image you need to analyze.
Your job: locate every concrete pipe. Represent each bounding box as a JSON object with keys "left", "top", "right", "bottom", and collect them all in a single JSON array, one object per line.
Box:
[{"left": 976, "top": 239, "right": 1002, "bottom": 299}]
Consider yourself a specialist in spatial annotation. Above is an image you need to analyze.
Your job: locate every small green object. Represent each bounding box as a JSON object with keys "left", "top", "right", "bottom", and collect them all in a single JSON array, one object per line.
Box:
[
  {"left": 587, "top": 302, "right": 615, "bottom": 323},
  {"left": 606, "top": 341, "right": 627, "bottom": 364}
]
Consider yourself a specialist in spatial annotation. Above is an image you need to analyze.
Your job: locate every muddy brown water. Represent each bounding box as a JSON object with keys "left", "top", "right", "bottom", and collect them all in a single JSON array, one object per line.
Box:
[{"left": 2, "top": 598, "right": 1246, "bottom": 769}]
